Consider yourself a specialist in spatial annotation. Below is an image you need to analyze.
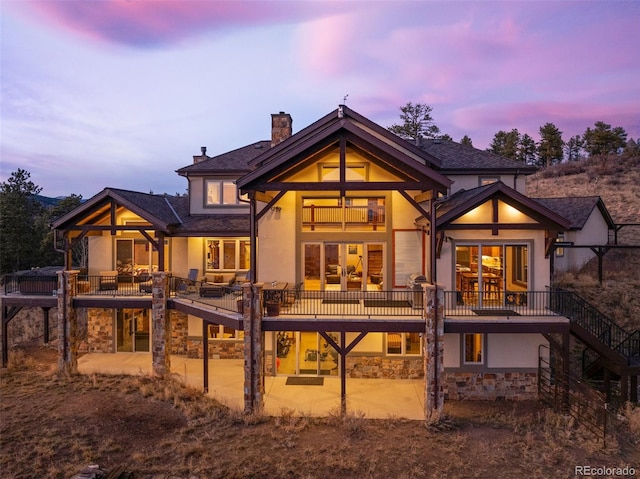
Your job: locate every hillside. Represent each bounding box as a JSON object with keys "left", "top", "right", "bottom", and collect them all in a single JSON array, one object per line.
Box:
[{"left": 526, "top": 154, "right": 640, "bottom": 331}]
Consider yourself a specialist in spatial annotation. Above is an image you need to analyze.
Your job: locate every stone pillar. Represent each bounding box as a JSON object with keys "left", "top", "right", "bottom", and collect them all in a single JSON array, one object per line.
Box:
[
  {"left": 58, "top": 270, "right": 79, "bottom": 374},
  {"left": 424, "top": 283, "right": 444, "bottom": 425},
  {"left": 151, "top": 271, "right": 170, "bottom": 377},
  {"left": 243, "top": 282, "right": 265, "bottom": 414}
]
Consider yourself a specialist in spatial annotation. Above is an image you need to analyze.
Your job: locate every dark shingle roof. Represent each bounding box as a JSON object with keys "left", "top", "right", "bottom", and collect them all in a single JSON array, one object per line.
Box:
[
  {"left": 532, "top": 196, "right": 614, "bottom": 230},
  {"left": 107, "top": 188, "right": 183, "bottom": 225},
  {"left": 166, "top": 196, "right": 249, "bottom": 235},
  {"left": 176, "top": 141, "right": 271, "bottom": 175},
  {"left": 420, "top": 139, "right": 537, "bottom": 173}
]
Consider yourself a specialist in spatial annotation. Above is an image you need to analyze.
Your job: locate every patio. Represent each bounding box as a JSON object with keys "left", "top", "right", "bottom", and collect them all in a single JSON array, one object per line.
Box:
[{"left": 77, "top": 353, "right": 426, "bottom": 419}]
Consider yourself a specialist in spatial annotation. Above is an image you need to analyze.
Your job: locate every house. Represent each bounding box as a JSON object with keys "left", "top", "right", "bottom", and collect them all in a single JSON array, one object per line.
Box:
[{"left": 4, "top": 105, "right": 638, "bottom": 416}]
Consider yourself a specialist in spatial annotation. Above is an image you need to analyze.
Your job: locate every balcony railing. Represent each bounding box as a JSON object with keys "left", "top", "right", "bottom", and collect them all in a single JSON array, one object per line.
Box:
[
  {"left": 302, "top": 205, "right": 385, "bottom": 228},
  {"left": 442, "top": 290, "right": 563, "bottom": 317}
]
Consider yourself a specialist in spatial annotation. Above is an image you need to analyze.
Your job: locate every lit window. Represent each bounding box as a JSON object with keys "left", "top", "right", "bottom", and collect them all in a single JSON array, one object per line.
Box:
[
  {"left": 206, "top": 180, "right": 240, "bottom": 206},
  {"left": 479, "top": 177, "right": 500, "bottom": 186},
  {"left": 206, "top": 238, "right": 250, "bottom": 272},
  {"left": 464, "top": 333, "right": 483, "bottom": 364},
  {"left": 556, "top": 234, "right": 565, "bottom": 257},
  {"left": 209, "top": 323, "right": 244, "bottom": 340},
  {"left": 387, "top": 332, "right": 421, "bottom": 355}
]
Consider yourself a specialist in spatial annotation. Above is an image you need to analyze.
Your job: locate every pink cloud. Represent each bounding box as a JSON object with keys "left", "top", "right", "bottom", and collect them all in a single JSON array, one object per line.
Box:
[{"left": 9, "top": 1, "right": 349, "bottom": 48}]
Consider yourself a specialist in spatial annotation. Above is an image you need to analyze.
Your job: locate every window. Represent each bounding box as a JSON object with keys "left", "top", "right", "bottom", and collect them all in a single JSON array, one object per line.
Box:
[
  {"left": 319, "top": 164, "right": 367, "bottom": 182},
  {"left": 386, "top": 332, "right": 421, "bottom": 355},
  {"left": 206, "top": 238, "right": 250, "bottom": 272},
  {"left": 208, "top": 323, "right": 243, "bottom": 340},
  {"left": 205, "top": 180, "right": 246, "bottom": 206},
  {"left": 479, "top": 176, "right": 500, "bottom": 186},
  {"left": 463, "top": 333, "right": 483, "bottom": 364},
  {"left": 555, "top": 234, "right": 565, "bottom": 257}
]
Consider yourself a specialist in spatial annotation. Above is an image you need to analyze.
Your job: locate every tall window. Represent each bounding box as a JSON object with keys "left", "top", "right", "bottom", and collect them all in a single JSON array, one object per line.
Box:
[
  {"left": 464, "top": 333, "right": 483, "bottom": 364},
  {"left": 205, "top": 180, "right": 247, "bottom": 206}
]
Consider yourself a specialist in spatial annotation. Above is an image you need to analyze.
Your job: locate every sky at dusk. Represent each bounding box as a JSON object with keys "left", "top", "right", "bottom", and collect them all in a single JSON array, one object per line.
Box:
[{"left": 1, "top": 1, "right": 639, "bottom": 199}]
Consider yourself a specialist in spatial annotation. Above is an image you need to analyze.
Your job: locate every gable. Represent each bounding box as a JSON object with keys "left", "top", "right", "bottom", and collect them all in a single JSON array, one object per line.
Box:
[{"left": 237, "top": 106, "right": 452, "bottom": 195}]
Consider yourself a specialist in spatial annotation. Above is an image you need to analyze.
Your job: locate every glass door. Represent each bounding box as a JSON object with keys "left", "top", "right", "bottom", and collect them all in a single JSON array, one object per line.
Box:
[
  {"left": 276, "top": 331, "right": 339, "bottom": 376},
  {"left": 116, "top": 309, "right": 150, "bottom": 352}
]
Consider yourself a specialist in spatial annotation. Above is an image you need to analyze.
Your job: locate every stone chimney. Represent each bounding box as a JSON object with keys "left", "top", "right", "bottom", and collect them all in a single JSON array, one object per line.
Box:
[
  {"left": 271, "top": 112, "right": 292, "bottom": 147},
  {"left": 193, "top": 146, "right": 209, "bottom": 164}
]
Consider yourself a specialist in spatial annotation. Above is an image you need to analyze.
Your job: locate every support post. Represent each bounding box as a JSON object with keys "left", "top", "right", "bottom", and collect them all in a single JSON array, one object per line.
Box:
[
  {"left": 203, "top": 320, "right": 209, "bottom": 393},
  {"left": 151, "top": 271, "right": 170, "bottom": 377},
  {"left": 424, "top": 283, "right": 444, "bottom": 425},
  {"left": 43, "top": 307, "right": 51, "bottom": 344},
  {"left": 243, "top": 282, "right": 264, "bottom": 414},
  {"left": 58, "top": 270, "right": 79, "bottom": 374},
  {"left": 340, "top": 331, "right": 347, "bottom": 414}
]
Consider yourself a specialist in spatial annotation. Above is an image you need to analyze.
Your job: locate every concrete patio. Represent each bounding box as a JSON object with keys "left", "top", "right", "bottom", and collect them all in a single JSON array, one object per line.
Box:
[{"left": 77, "top": 353, "right": 426, "bottom": 420}]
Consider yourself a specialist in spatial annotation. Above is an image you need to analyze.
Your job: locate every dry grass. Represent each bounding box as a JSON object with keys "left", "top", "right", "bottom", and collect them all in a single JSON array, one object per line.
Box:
[{"left": 1, "top": 346, "right": 639, "bottom": 479}]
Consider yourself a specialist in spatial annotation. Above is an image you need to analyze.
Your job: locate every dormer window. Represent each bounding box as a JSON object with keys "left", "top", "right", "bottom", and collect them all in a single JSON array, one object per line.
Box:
[{"left": 205, "top": 180, "right": 247, "bottom": 206}]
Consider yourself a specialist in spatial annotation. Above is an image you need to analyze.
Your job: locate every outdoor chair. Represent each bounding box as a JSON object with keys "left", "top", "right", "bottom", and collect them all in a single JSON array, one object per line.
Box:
[
  {"left": 178, "top": 269, "right": 199, "bottom": 294},
  {"left": 98, "top": 271, "right": 118, "bottom": 291}
]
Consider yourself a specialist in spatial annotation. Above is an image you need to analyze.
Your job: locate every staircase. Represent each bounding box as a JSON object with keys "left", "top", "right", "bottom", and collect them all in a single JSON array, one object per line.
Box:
[{"left": 550, "top": 289, "right": 640, "bottom": 403}]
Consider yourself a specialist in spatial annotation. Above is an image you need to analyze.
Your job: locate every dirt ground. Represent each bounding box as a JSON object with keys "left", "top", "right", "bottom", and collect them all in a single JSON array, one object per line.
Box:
[{"left": 1, "top": 344, "right": 638, "bottom": 479}]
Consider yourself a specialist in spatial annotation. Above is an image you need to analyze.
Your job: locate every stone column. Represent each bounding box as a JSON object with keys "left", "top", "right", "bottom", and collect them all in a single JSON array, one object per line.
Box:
[
  {"left": 58, "top": 270, "right": 79, "bottom": 374},
  {"left": 151, "top": 271, "right": 170, "bottom": 377},
  {"left": 424, "top": 283, "right": 444, "bottom": 425},
  {"left": 243, "top": 282, "right": 265, "bottom": 414}
]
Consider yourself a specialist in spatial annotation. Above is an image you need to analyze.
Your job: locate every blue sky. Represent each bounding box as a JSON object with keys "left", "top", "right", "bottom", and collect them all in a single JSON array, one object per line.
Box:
[{"left": 1, "top": 0, "right": 639, "bottom": 199}]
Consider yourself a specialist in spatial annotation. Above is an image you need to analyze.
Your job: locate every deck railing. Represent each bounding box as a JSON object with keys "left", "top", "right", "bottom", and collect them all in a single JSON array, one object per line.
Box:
[
  {"left": 2, "top": 275, "right": 58, "bottom": 296},
  {"left": 442, "top": 290, "right": 562, "bottom": 317}
]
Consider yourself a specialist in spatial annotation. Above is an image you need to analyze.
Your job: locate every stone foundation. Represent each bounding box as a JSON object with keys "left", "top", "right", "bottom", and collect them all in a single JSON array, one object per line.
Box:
[
  {"left": 170, "top": 310, "right": 188, "bottom": 355},
  {"left": 186, "top": 338, "right": 244, "bottom": 359},
  {"left": 0, "top": 306, "right": 60, "bottom": 350},
  {"left": 86, "top": 308, "right": 114, "bottom": 353},
  {"left": 346, "top": 355, "right": 424, "bottom": 379},
  {"left": 443, "top": 371, "right": 538, "bottom": 400}
]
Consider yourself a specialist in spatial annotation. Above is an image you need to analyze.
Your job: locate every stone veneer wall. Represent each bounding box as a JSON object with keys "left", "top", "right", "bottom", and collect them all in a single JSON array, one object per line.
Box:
[
  {"left": 0, "top": 306, "right": 59, "bottom": 349},
  {"left": 86, "top": 308, "right": 114, "bottom": 353},
  {"left": 186, "top": 338, "right": 244, "bottom": 359},
  {"left": 346, "top": 355, "right": 424, "bottom": 379},
  {"left": 170, "top": 311, "right": 188, "bottom": 355},
  {"left": 443, "top": 371, "right": 538, "bottom": 400}
]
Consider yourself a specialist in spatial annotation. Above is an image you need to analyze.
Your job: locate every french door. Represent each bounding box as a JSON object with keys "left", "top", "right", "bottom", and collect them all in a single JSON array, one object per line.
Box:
[
  {"left": 116, "top": 309, "right": 151, "bottom": 352},
  {"left": 276, "top": 331, "right": 340, "bottom": 376},
  {"left": 302, "top": 242, "right": 384, "bottom": 291}
]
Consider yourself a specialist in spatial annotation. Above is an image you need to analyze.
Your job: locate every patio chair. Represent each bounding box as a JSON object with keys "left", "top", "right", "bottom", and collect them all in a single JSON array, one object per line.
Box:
[
  {"left": 98, "top": 271, "right": 118, "bottom": 291},
  {"left": 179, "top": 269, "right": 199, "bottom": 293}
]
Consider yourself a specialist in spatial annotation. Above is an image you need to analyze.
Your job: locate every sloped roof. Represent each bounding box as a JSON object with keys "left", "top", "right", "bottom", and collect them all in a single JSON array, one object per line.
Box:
[
  {"left": 176, "top": 141, "right": 271, "bottom": 175},
  {"left": 237, "top": 105, "right": 452, "bottom": 193},
  {"left": 166, "top": 196, "right": 249, "bottom": 235},
  {"left": 532, "top": 196, "right": 615, "bottom": 230},
  {"left": 420, "top": 139, "right": 538, "bottom": 173},
  {"left": 52, "top": 188, "right": 183, "bottom": 233},
  {"left": 431, "top": 181, "right": 571, "bottom": 230}
]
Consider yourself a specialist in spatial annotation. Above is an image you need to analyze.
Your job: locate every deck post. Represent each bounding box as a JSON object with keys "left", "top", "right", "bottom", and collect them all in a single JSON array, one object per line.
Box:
[
  {"left": 424, "top": 283, "right": 444, "bottom": 425},
  {"left": 57, "top": 270, "right": 79, "bottom": 374},
  {"left": 151, "top": 271, "right": 170, "bottom": 377},
  {"left": 203, "top": 320, "right": 209, "bottom": 393},
  {"left": 243, "top": 282, "right": 264, "bottom": 414}
]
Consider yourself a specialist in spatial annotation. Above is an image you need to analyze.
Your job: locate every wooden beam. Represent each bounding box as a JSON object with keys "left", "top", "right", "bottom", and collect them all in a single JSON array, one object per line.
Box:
[
  {"left": 254, "top": 191, "right": 275, "bottom": 204},
  {"left": 414, "top": 190, "right": 434, "bottom": 203},
  {"left": 398, "top": 190, "right": 431, "bottom": 222}
]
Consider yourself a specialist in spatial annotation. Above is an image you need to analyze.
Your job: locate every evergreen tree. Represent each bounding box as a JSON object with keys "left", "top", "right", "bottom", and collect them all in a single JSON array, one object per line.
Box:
[
  {"left": 488, "top": 129, "right": 521, "bottom": 161},
  {"left": 0, "top": 169, "right": 44, "bottom": 274},
  {"left": 518, "top": 134, "right": 537, "bottom": 165},
  {"left": 460, "top": 135, "right": 473, "bottom": 147},
  {"left": 583, "top": 121, "right": 627, "bottom": 157},
  {"left": 39, "top": 194, "right": 84, "bottom": 268},
  {"left": 388, "top": 102, "right": 441, "bottom": 142},
  {"left": 565, "top": 135, "right": 584, "bottom": 162},
  {"left": 537, "top": 122, "right": 564, "bottom": 167}
]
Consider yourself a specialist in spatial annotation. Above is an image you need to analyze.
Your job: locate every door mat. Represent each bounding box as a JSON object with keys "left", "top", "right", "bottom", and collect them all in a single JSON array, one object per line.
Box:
[
  {"left": 472, "top": 309, "right": 520, "bottom": 316},
  {"left": 286, "top": 377, "right": 325, "bottom": 386},
  {"left": 300, "top": 369, "right": 332, "bottom": 375},
  {"left": 364, "top": 299, "right": 411, "bottom": 308},
  {"left": 322, "top": 299, "right": 360, "bottom": 304}
]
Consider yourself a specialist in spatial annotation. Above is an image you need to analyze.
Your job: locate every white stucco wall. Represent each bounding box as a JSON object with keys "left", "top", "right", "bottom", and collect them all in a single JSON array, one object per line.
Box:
[
  {"left": 555, "top": 209, "right": 610, "bottom": 272},
  {"left": 446, "top": 174, "right": 524, "bottom": 194},
  {"left": 443, "top": 333, "right": 461, "bottom": 368},
  {"left": 257, "top": 191, "right": 297, "bottom": 283},
  {"left": 486, "top": 333, "right": 547, "bottom": 368},
  {"left": 88, "top": 236, "right": 113, "bottom": 274}
]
